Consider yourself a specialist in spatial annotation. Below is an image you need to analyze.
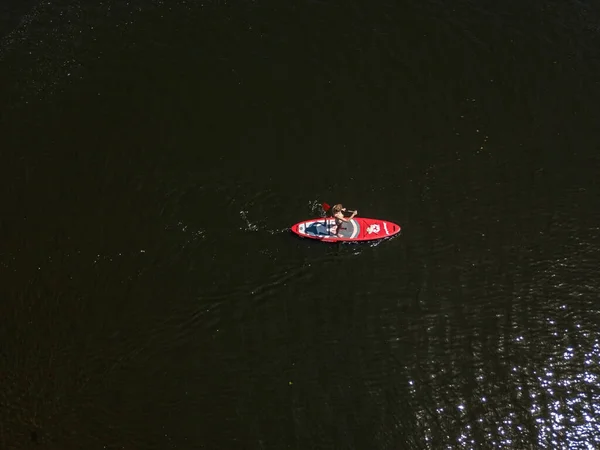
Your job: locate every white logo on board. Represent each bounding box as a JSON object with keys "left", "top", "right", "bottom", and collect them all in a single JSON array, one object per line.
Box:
[{"left": 366, "top": 224, "right": 380, "bottom": 234}]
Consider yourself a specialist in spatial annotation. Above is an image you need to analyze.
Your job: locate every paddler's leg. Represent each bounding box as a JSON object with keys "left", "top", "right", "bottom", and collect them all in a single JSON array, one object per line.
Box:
[{"left": 335, "top": 220, "right": 344, "bottom": 237}]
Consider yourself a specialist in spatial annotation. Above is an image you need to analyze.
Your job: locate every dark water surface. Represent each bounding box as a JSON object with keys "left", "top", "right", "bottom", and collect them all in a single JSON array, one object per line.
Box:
[{"left": 2, "top": 1, "right": 600, "bottom": 449}]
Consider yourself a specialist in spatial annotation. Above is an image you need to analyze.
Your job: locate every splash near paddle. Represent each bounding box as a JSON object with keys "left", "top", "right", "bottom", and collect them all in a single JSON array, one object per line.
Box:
[{"left": 291, "top": 216, "right": 401, "bottom": 243}]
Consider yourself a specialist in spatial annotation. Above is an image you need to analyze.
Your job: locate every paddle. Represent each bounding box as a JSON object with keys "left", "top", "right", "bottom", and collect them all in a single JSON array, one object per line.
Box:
[{"left": 321, "top": 203, "right": 332, "bottom": 233}]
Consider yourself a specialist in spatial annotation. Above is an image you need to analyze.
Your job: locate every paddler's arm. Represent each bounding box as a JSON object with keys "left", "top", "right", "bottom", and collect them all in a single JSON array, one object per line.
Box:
[{"left": 341, "top": 210, "right": 358, "bottom": 221}]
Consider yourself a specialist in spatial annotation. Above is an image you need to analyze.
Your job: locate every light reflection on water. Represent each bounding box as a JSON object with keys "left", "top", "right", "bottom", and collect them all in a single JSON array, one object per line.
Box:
[
  {"left": 403, "top": 234, "right": 600, "bottom": 450},
  {"left": 531, "top": 339, "right": 600, "bottom": 450}
]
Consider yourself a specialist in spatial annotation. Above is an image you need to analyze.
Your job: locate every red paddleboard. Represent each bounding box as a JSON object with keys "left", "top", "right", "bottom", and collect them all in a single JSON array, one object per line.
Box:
[{"left": 290, "top": 217, "right": 401, "bottom": 243}]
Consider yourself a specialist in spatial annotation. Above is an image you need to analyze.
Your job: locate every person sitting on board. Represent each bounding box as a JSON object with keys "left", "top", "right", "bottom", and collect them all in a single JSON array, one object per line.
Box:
[{"left": 331, "top": 204, "right": 357, "bottom": 237}]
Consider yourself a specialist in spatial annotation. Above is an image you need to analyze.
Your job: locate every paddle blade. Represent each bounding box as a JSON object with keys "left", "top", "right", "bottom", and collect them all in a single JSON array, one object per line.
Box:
[{"left": 322, "top": 202, "right": 331, "bottom": 211}]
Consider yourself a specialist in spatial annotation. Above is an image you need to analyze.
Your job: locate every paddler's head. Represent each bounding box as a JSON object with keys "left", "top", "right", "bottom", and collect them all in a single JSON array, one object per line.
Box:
[{"left": 332, "top": 204, "right": 343, "bottom": 214}]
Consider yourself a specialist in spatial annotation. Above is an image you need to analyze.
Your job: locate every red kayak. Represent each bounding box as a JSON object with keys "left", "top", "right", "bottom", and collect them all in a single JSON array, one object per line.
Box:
[{"left": 290, "top": 217, "right": 401, "bottom": 243}]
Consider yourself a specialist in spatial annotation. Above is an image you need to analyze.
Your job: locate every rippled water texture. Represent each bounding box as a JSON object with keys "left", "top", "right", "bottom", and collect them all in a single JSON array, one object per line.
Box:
[{"left": 2, "top": 0, "right": 600, "bottom": 449}]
